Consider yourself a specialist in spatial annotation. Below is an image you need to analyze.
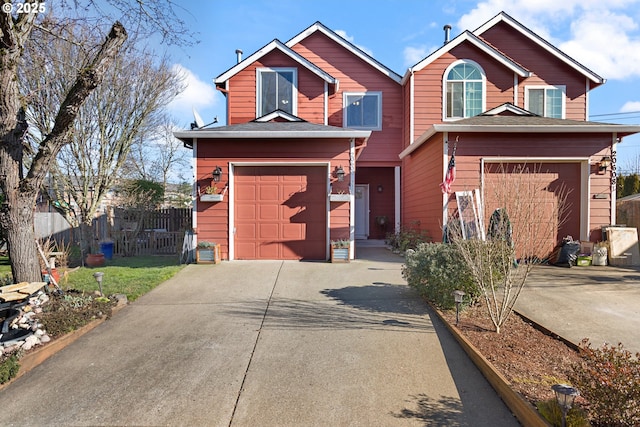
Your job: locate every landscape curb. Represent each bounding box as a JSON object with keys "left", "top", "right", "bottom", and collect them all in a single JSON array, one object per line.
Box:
[
  {"left": 0, "top": 298, "right": 127, "bottom": 392},
  {"left": 429, "top": 303, "right": 551, "bottom": 427}
]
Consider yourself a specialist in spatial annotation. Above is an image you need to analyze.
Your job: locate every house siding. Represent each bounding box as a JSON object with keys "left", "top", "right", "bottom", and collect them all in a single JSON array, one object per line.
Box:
[
  {"left": 195, "top": 138, "right": 353, "bottom": 259},
  {"left": 402, "top": 132, "right": 614, "bottom": 244},
  {"left": 290, "top": 32, "right": 403, "bottom": 166},
  {"left": 479, "top": 22, "right": 588, "bottom": 120}
]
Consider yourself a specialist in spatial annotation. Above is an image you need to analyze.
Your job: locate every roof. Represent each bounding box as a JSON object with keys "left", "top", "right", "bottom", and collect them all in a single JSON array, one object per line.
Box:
[
  {"left": 402, "top": 30, "right": 531, "bottom": 83},
  {"left": 286, "top": 22, "right": 402, "bottom": 84},
  {"left": 473, "top": 12, "right": 605, "bottom": 85},
  {"left": 399, "top": 112, "right": 640, "bottom": 159},
  {"left": 214, "top": 39, "right": 337, "bottom": 86},
  {"left": 174, "top": 120, "right": 371, "bottom": 146}
]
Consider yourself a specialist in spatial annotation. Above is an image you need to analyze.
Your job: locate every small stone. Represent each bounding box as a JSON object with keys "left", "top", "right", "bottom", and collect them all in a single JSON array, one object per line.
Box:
[
  {"left": 34, "top": 307, "right": 42, "bottom": 314},
  {"left": 40, "top": 334, "right": 51, "bottom": 343},
  {"left": 35, "top": 329, "right": 44, "bottom": 337}
]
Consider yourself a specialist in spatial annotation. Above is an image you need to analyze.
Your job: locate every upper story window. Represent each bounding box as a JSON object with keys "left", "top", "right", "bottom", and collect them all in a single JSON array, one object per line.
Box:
[
  {"left": 257, "top": 68, "right": 297, "bottom": 116},
  {"left": 525, "top": 86, "right": 565, "bottom": 119},
  {"left": 444, "top": 61, "right": 485, "bottom": 119},
  {"left": 344, "top": 92, "right": 382, "bottom": 130}
]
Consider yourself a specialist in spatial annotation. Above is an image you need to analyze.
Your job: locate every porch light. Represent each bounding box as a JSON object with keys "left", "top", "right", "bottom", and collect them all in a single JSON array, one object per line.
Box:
[
  {"left": 212, "top": 166, "right": 223, "bottom": 182},
  {"left": 453, "top": 290, "right": 465, "bottom": 325},
  {"left": 552, "top": 383, "right": 579, "bottom": 427},
  {"left": 93, "top": 271, "right": 104, "bottom": 296},
  {"left": 335, "top": 165, "right": 345, "bottom": 182},
  {"left": 598, "top": 156, "right": 612, "bottom": 172}
]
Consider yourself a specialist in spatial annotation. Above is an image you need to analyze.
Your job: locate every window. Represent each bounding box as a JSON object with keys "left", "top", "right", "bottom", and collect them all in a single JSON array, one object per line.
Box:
[
  {"left": 444, "top": 61, "right": 485, "bottom": 119},
  {"left": 257, "top": 68, "right": 296, "bottom": 116},
  {"left": 526, "top": 86, "right": 565, "bottom": 118},
  {"left": 344, "top": 92, "right": 382, "bottom": 130}
]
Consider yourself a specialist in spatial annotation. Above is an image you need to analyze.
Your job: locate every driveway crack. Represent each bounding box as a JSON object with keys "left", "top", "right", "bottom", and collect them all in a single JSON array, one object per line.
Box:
[{"left": 228, "top": 260, "right": 284, "bottom": 426}]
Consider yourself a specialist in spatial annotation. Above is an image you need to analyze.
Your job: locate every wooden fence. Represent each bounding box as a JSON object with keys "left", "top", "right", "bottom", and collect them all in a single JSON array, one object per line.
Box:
[{"left": 35, "top": 207, "right": 192, "bottom": 257}]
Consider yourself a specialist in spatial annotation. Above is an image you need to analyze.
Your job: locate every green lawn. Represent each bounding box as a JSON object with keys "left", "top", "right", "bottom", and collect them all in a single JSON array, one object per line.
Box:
[{"left": 1, "top": 255, "right": 186, "bottom": 301}]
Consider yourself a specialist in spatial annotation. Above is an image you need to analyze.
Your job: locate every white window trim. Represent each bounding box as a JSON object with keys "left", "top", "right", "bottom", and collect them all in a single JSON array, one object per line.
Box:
[
  {"left": 256, "top": 67, "right": 298, "bottom": 117},
  {"left": 343, "top": 91, "right": 383, "bottom": 131},
  {"left": 442, "top": 59, "right": 486, "bottom": 121},
  {"left": 524, "top": 85, "right": 566, "bottom": 119}
]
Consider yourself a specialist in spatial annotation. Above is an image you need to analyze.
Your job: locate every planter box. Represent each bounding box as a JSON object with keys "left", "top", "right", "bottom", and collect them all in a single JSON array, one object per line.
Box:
[
  {"left": 330, "top": 246, "right": 350, "bottom": 263},
  {"left": 200, "top": 194, "right": 224, "bottom": 202},
  {"left": 329, "top": 194, "right": 351, "bottom": 203},
  {"left": 196, "top": 245, "right": 221, "bottom": 264}
]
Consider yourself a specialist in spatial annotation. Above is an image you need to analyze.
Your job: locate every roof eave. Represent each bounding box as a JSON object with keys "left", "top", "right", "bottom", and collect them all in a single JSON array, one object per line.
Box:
[
  {"left": 174, "top": 130, "right": 372, "bottom": 140},
  {"left": 286, "top": 22, "right": 402, "bottom": 84}
]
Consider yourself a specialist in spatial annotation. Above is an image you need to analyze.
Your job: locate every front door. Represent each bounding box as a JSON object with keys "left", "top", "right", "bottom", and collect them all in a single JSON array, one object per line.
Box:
[{"left": 355, "top": 184, "right": 369, "bottom": 239}]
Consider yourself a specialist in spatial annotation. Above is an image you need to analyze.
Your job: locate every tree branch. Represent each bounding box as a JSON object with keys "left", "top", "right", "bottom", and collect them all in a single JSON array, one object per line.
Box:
[{"left": 26, "top": 21, "right": 128, "bottom": 188}]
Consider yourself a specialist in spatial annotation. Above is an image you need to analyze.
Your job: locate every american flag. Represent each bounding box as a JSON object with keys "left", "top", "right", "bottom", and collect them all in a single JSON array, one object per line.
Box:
[{"left": 440, "top": 154, "right": 456, "bottom": 194}]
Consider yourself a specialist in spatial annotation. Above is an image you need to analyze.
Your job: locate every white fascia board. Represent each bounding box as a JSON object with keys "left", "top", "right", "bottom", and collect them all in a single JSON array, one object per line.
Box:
[
  {"left": 286, "top": 22, "right": 402, "bottom": 84},
  {"left": 398, "top": 123, "right": 640, "bottom": 159},
  {"left": 473, "top": 12, "right": 605, "bottom": 85},
  {"left": 405, "top": 31, "right": 530, "bottom": 78},
  {"left": 215, "top": 39, "right": 336, "bottom": 85},
  {"left": 174, "top": 130, "right": 372, "bottom": 139}
]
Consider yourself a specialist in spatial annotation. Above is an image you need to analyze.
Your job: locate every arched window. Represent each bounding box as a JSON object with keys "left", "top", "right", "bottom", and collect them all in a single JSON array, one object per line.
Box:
[{"left": 445, "top": 61, "right": 484, "bottom": 119}]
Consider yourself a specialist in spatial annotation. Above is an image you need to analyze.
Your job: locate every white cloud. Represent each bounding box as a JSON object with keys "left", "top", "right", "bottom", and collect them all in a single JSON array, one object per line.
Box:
[
  {"left": 456, "top": 0, "right": 640, "bottom": 80},
  {"left": 621, "top": 101, "right": 640, "bottom": 112},
  {"left": 168, "top": 64, "right": 218, "bottom": 114},
  {"left": 403, "top": 45, "right": 435, "bottom": 68},
  {"left": 335, "top": 29, "right": 374, "bottom": 57}
]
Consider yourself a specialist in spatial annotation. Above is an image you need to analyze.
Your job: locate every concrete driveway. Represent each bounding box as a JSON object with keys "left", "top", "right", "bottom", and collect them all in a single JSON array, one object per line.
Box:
[
  {"left": 517, "top": 264, "right": 640, "bottom": 355},
  {"left": 0, "top": 248, "right": 518, "bottom": 426}
]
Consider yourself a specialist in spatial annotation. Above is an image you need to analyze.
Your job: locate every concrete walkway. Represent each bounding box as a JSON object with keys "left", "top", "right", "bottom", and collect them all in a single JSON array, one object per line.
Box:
[
  {"left": 517, "top": 264, "right": 640, "bottom": 355},
  {"left": 0, "top": 247, "right": 518, "bottom": 426}
]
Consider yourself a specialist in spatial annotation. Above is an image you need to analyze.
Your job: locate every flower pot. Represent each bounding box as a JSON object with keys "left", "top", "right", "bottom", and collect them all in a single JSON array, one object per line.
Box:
[
  {"left": 330, "top": 246, "right": 350, "bottom": 263},
  {"left": 200, "top": 194, "right": 224, "bottom": 202},
  {"left": 42, "top": 268, "right": 60, "bottom": 284},
  {"left": 196, "top": 245, "right": 221, "bottom": 264},
  {"left": 85, "top": 253, "right": 106, "bottom": 267}
]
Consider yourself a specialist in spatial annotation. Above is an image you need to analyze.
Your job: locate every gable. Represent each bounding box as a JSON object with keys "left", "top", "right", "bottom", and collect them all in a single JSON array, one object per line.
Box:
[
  {"left": 286, "top": 21, "right": 402, "bottom": 84},
  {"left": 474, "top": 12, "right": 604, "bottom": 87}
]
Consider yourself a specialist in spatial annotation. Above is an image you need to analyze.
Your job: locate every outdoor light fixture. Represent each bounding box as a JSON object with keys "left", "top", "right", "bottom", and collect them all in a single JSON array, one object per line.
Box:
[
  {"left": 93, "top": 271, "right": 104, "bottom": 296},
  {"left": 453, "top": 290, "right": 465, "bottom": 326},
  {"left": 335, "top": 165, "right": 345, "bottom": 182},
  {"left": 212, "top": 166, "right": 223, "bottom": 182},
  {"left": 598, "top": 156, "right": 612, "bottom": 172},
  {"left": 552, "top": 383, "right": 579, "bottom": 427},
  {"left": 377, "top": 185, "right": 383, "bottom": 193}
]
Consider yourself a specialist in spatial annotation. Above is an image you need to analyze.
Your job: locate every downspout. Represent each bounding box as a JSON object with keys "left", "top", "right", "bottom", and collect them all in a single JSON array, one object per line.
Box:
[{"left": 350, "top": 138, "right": 356, "bottom": 259}]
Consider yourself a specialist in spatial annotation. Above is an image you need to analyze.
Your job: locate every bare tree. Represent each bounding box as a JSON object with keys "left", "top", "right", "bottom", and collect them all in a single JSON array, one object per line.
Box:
[
  {"left": 0, "top": 2, "right": 193, "bottom": 282},
  {"left": 23, "top": 24, "right": 184, "bottom": 256},
  {"left": 448, "top": 163, "right": 571, "bottom": 333},
  {"left": 123, "top": 115, "right": 190, "bottom": 196}
]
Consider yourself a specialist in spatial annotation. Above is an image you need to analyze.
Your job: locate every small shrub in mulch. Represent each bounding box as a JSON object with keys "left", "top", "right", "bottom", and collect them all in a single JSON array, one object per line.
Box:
[{"left": 36, "top": 291, "right": 116, "bottom": 339}]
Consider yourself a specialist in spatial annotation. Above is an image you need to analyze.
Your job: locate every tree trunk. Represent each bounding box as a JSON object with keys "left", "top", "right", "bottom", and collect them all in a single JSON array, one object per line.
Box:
[{"left": 0, "top": 21, "right": 127, "bottom": 283}]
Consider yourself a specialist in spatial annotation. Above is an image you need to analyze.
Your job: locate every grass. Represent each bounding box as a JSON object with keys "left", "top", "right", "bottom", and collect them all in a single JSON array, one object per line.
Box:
[
  {"left": 0, "top": 255, "right": 186, "bottom": 302},
  {"left": 61, "top": 256, "right": 186, "bottom": 301}
]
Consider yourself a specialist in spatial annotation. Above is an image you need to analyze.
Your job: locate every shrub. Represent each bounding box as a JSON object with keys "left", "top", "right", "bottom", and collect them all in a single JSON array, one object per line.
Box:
[
  {"left": 569, "top": 339, "right": 640, "bottom": 426},
  {"left": 402, "top": 242, "right": 478, "bottom": 309},
  {"left": 386, "top": 221, "right": 431, "bottom": 252},
  {"left": 537, "top": 399, "right": 590, "bottom": 427},
  {"left": 0, "top": 354, "right": 20, "bottom": 384}
]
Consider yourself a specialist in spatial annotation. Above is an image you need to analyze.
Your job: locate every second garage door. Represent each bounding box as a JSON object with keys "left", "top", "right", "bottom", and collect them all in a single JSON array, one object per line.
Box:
[
  {"left": 234, "top": 166, "right": 326, "bottom": 260},
  {"left": 483, "top": 162, "right": 581, "bottom": 258}
]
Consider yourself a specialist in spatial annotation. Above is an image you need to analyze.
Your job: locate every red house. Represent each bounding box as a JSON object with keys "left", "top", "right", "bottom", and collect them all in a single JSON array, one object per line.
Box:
[{"left": 175, "top": 12, "right": 640, "bottom": 261}]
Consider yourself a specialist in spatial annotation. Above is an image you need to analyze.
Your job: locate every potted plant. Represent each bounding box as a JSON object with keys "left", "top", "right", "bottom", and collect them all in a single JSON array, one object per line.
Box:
[
  {"left": 196, "top": 241, "right": 221, "bottom": 264},
  {"left": 200, "top": 184, "right": 225, "bottom": 202},
  {"left": 330, "top": 239, "right": 350, "bottom": 263}
]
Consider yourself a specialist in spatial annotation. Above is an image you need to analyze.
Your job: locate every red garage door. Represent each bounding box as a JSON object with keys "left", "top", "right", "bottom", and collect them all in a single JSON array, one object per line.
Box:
[
  {"left": 483, "top": 162, "right": 581, "bottom": 258},
  {"left": 234, "top": 166, "right": 326, "bottom": 260}
]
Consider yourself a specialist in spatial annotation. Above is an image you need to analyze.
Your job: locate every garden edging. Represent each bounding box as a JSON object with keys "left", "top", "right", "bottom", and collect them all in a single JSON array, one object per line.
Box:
[
  {"left": 0, "top": 295, "right": 128, "bottom": 392},
  {"left": 429, "top": 302, "right": 551, "bottom": 427}
]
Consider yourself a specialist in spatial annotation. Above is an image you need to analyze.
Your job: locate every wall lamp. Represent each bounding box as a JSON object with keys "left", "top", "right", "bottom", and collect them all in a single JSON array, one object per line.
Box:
[
  {"left": 598, "top": 156, "right": 612, "bottom": 172},
  {"left": 334, "top": 165, "right": 345, "bottom": 182},
  {"left": 212, "top": 166, "right": 223, "bottom": 182}
]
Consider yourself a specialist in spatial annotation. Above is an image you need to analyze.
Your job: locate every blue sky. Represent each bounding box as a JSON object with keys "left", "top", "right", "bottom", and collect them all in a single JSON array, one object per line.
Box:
[{"left": 164, "top": 0, "right": 640, "bottom": 172}]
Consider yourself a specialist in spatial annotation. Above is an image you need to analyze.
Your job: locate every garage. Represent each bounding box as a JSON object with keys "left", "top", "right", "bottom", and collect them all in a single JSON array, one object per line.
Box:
[
  {"left": 483, "top": 162, "right": 582, "bottom": 258},
  {"left": 234, "top": 165, "right": 327, "bottom": 260}
]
